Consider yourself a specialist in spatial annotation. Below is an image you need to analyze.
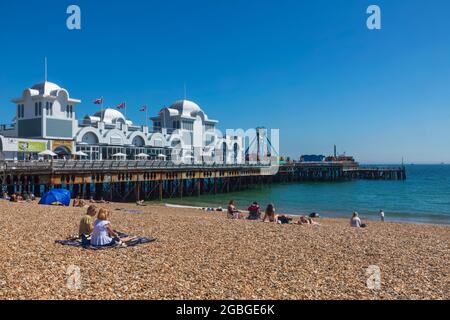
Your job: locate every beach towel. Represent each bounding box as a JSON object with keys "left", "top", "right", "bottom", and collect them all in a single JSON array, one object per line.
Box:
[{"left": 55, "top": 231, "right": 156, "bottom": 250}]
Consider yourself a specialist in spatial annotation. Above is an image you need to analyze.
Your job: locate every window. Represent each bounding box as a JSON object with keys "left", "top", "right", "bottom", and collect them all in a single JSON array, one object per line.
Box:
[
  {"left": 39, "top": 102, "right": 42, "bottom": 116},
  {"left": 66, "top": 105, "right": 70, "bottom": 117},
  {"left": 35, "top": 102, "right": 38, "bottom": 116},
  {"left": 49, "top": 102, "right": 53, "bottom": 116},
  {"left": 20, "top": 104, "right": 24, "bottom": 118},
  {"left": 70, "top": 105, "right": 73, "bottom": 118},
  {"left": 183, "top": 121, "right": 193, "bottom": 131}
]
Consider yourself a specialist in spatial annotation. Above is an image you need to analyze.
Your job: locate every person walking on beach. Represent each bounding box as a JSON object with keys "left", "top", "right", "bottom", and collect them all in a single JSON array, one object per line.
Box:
[{"left": 379, "top": 209, "right": 385, "bottom": 222}]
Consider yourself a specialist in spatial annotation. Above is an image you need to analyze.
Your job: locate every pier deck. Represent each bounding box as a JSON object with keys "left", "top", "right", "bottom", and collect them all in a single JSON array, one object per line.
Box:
[{"left": 0, "top": 160, "right": 406, "bottom": 202}]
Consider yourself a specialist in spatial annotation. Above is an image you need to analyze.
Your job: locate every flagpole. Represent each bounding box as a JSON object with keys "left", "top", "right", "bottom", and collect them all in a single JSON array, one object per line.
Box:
[{"left": 101, "top": 96, "right": 104, "bottom": 122}]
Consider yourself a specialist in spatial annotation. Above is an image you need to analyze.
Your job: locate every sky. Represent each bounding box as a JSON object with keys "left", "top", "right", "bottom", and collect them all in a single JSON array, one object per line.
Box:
[{"left": 0, "top": 0, "right": 449, "bottom": 164}]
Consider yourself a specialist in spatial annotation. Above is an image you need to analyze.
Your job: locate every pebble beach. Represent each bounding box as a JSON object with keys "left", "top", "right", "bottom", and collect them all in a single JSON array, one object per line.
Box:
[{"left": 0, "top": 200, "right": 448, "bottom": 300}]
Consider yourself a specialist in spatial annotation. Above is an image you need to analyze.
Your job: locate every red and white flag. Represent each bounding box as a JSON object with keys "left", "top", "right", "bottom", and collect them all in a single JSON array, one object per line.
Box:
[
  {"left": 139, "top": 105, "right": 147, "bottom": 112},
  {"left": 117, "top": 102, "right": 126, "bottom": 109},
  {"left": 93, "top": 98, "right": 103, "bottom": 105}
]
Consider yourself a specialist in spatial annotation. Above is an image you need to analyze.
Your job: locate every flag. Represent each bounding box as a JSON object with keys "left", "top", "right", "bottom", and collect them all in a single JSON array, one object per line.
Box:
[
  {"left": 139, "top": 105, "right": 147, "bottom": 112},
  {"left": 93, "top": 98, "right": 103, "bottom": 105},
  {"left": 117, "top": 102, "right": 126, "bottom": 109}
]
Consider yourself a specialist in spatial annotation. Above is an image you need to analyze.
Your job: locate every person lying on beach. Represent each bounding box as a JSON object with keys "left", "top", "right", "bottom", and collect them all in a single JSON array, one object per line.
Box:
[
  {"left": 227, "top": 200, "right": 243, "bottom": 219},
  {"left": 298, "top": 215, "right": 310, "bottom": 225},
  {"left": 298, "top": 215, "right": 320, "bottom": 226},
  {"left": 79, "top": 205, "right": 97, "bottom": 244},
  {"left": 10, "top": 193, "right": 24, "bottom": 203},
  {"left": 262, "top": 203, "right": 277, "bottom": 222},
  {"left": 91, "top": 208, "right": 135, "bottom": 247},
  {"left": 277, "top": 215, "right": 293, "bottom": 224},
  {"left": 247, "top": 202, "right": 261, "bottom": 220},
  {"left": 350, "top": 212, "right": 366, "bottom": 228},
  {"left": 73, "top": 196, "right": 86, "bottom": 207},
  {"left": 136, "top": 200, "right": 147, "bottom": 206},
  {"left": 89, "top": 196, "right": 110, "bottom": 204}
]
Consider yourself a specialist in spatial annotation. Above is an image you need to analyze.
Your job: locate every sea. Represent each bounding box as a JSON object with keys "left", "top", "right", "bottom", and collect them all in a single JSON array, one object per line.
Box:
[{"left": 161, "top": 165, "right": 450, "bottom": 225}]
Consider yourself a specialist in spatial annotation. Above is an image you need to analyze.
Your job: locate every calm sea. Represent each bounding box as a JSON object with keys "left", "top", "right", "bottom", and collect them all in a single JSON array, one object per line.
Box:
[{"left": 161, "top": 165, "right": 450, "bottom": 225}]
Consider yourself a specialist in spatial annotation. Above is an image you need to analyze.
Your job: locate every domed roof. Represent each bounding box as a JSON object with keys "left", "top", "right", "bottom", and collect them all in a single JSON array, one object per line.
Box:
[
  {"left": 31, "top": 81, "right": 62, "bottom": 95},
  {"left": 170, "top": 100, "right": 203, "bottom": 117},
  {"left": 93, "top": 108, "right": 132, "bottom": 125}
]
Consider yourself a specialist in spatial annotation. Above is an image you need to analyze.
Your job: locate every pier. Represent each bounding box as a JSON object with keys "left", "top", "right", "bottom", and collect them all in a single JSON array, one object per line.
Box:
[
  {"left": 0, "top": 160, "right": 406, "bottom": 202},
  {"left": 274, "top": 162, "right": 406, "bottom": 182}
]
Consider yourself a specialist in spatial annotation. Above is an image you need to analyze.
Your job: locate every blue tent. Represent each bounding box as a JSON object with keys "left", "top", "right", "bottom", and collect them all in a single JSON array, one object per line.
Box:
[{"left": 39, "top": 189, "right": 71, "bottom": 207}]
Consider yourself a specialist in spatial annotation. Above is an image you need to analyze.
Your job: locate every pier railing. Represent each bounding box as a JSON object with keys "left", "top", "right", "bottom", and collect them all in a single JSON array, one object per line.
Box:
[{"left": 0, "top": 160, "right": 269, "bottom": 173}]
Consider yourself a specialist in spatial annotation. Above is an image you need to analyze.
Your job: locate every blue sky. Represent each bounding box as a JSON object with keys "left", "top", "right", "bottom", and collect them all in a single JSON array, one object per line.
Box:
[{"left": 0, "top": 0, "right": 449, "bottom": 163}]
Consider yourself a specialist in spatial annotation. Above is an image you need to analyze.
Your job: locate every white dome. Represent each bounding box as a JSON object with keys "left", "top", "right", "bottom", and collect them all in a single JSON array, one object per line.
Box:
[
  {"left": 170, "top": 100, "right": 203, "bottom": 117},
  {"left": 93, "top": 108, "right": 132, "bottom": 125},
  {"left": 31, "top": 81, "right": 62, "bottom": 95}
]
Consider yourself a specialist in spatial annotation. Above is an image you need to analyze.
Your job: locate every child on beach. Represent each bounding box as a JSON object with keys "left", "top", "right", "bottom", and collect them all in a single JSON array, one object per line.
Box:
[
  {"left": 90, "top": 208, "right": 135, "bottom": 247},
  {"left": 262, "top": 203, "right": 277, "bottom": 222},
  {"left": 79, "top": 205, "right": 98, "bottom": 244}
]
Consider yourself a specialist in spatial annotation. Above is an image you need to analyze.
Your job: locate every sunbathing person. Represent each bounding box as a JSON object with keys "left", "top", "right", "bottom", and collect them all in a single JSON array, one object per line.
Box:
[
  {"left": 73, "top": 196, "right": 81, "bottom": 207},
  {"left": 91, "top": 208, "right": 135, "bottom": 247},
  {"left": 79, "top": 205, "right": 97, "bottom": 244},
  {"left": 247, "top": 202, "right": 262, "bottom": 220},
  {"left": 262, "top": 203, "right": 277, "bottom": 222},
  {"left": 277, "top": 214, "right": 293, "bottom": 224},
  {"left": 298, "top": 215, "right": 320, "bottom": 226},
  {"left": 298, "top": 215, "right": 310, "bottom": 225},
  {"left": 136, "top": 200, "right": 147, "bottom": 206},
  {"left": 227, "top": 200, "right": 242, "bottom": 219}
]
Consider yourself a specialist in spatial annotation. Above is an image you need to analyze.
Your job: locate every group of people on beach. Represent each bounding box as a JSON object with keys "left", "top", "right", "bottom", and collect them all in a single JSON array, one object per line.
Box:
[
  {"left": 227, "top": 200, "right": 385, "bottom": 228},
  {"left": 227, "top": 200, "right": 320, "bottom": 226},
  {"left": 78, "top": 204, "right": 135, "bottom": 247},
  {"left": 2, "top": 191, "right": 36, "bottom": 203},
  {"left": 73, "top": 196, "right": 110, "bottom": 208}
]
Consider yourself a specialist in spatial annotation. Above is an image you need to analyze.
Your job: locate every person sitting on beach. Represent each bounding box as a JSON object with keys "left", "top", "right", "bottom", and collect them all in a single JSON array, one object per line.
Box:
[
  {"left": 73, "top": 196, "right": 81, "bottom": 207},
  {"left": 350, "top": 212, "right": 363, "bottom": 228},
  {"left": 79, "top": 205, "right": 97, "bottom": 244},
  {"left": 28, "top": 192, "right": 36, "bottom": 202},
  {"left": 227, "top": 200, "right": 242, "bottom": 219},
  {"left": 2, "top": 192, "right": 10, "bottom": 201},
  {"left": 247, "top": 202, "right": 261, "bottom": 220},
  {"left": 91, "top": 208, "right": 135, "bottom": 247},
  {"left": 262, "top": 203, "right": 277, "bottom": 222}
]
